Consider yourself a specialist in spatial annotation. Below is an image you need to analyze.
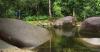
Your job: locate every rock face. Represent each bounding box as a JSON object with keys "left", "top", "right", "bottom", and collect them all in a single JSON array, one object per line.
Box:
[
  {"left": 53, "top": 16, "right": 76, "bottom": 37},
  {"left": 0, "top": 18, "right": 50, "bottom": 48},
  {"left": 76, "top": 38, "right": 100, "bottom": 51},
  {"left": 0, "top": 48, "right": 33, "bottom": 52},
  {"left": 79, "top": 17, "right": 100, "bottom": 37},
  {"left": 0, "top": 39, "right": 16, "bottom": 49}
]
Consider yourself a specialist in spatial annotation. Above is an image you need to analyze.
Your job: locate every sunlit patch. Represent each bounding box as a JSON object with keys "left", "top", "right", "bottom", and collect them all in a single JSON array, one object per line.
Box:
[{"left": 82, "top": 38, "right": 100, "bottom": 45}]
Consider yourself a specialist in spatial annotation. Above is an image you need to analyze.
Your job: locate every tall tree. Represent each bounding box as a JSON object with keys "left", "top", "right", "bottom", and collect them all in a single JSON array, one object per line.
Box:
[{"left": 49, "top": 0, "right": 52, "bottom": 17}]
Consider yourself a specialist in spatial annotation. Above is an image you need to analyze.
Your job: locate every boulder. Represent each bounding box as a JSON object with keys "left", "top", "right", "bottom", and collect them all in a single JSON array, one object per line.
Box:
[
  {"left": 79, "top": 17, "right": 100, "bottom": 37},
  {"left": 76, "top": 38, "right": 100, "bottom": 49},
  {"left": 0, "top": 39, "right": 16, "bottom": 49},
  {"left": 0, "top": 18, "right": 50, "bottom": 48},
  {"left": 53, "top": 16, "right": 76, "bottom": 37}
]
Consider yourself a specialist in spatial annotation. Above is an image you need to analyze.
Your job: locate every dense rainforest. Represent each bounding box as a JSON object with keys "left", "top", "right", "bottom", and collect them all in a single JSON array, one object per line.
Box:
[
  {"left": 0, "top": 0, "right": 100, "bottom": 52},
  {"left": 0, "top": 0, "right": 100, "bottom": 21}
]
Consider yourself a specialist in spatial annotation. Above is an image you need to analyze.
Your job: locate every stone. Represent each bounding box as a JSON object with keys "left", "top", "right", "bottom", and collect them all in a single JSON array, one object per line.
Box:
[
  {"left": 77, "top": 38, "right": 100, "bottom": 49},
  {"left": 0, "top": 18, "right": 50, "bottom": 48},
  {"left": 79, "top": 17, "right": 100, "bottom": 37},
  {"left": 0, "top": 39, "right": 16, "bottom": 49},
  {"left": 53, "top": 16, "right": 76, "bottom": 37},
  {"left": 0, "top": 48, "right": 33, "bottom": 52}
]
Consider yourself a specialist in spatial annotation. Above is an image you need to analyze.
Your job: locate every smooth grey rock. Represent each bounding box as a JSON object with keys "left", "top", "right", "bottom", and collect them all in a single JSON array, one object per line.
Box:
[
  {"left": 0, "top": 39, "right": 16, "bottom": 49},
  {"left": 0, "top": 18, "right": 50, "bottom": 48},
  {"left": 53, "top": 16, "right": 76, "bottom": 37},
  {"left": 79, "top": 17, "right": 100, "bottom": 37}
]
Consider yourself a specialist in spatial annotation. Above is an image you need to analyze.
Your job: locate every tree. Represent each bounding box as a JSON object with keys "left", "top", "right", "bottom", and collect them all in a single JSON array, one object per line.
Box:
[
  {"left": 53, "top": 0, "right": 63, "bottom": 17},
  {"left": 49, "top": 0, "right": 52, "bottom": 17}
]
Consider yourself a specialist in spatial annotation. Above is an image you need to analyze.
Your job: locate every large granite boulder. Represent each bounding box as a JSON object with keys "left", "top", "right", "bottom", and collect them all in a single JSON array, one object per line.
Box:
[
  {"left": 75, "top": 38, "right": 100, "bottom": 52},
  {"left": 0, "top": 39, "right": 16, "bottom": 49},
  {"left": 0, "top": 18, "right": 50, "bottom": 48},
  {"left": 79, "top": 17, "right": 100, "bottom": 37},
  {"left": 53, "top": 16, "right": 76, "bottom": 37}
]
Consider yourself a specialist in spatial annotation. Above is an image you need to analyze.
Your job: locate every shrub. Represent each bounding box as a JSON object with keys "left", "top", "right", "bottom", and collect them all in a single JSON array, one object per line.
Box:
[{"left": 23, "top": 15, "right": 49, "bottom": 21}]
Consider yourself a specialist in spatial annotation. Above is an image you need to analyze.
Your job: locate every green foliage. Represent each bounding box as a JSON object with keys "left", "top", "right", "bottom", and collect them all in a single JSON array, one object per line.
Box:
[
  {"left": 61, "top": 0, "right": 100, "bottom": 21},
  {"left": 0, "top": 0, "right": 49, "bottom": 18},
  {"left": 53, "top": 0, "right": 63, "bottom": 17},
  {"left": 24, "top": 15, "right": 49, "bottom": 21},
  {"left": 6, "top": 8, "right": 16, "bottom": 18},
  {"left": 1, "top": 0, "right": 100, "bottom": 21}
]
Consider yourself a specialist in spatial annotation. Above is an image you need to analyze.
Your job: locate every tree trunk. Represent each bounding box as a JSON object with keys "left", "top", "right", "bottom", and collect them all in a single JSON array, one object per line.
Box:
[
  {"left": 83, "top": 11, "right": 86, "bottom": 20},
  {"left": 49, "top": 0, "right": 52, "bottom": 17},
  {"left": 17, "top": 10, "right": 21, "bottom": 19},
  {"left": 73, "top": 8, "right": 77, "bottom": 25},
  {"left": 73, "top": 8, "right": 75, "bottom": 17}
]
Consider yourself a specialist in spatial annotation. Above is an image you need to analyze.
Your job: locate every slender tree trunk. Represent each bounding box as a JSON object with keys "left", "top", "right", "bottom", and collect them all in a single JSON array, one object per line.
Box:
[
  {"left": 36, "top": 5, "right": 38, "bottom": 16},
  {"left": 83, "top": 11, "right": 86, "bottom": 20},
  {"left": 49, "top": 0, "right": 52, "bottom": 17},
  {"left": 18, "top": 10, "right": 21, "bottom": 19},
  {"left": 73, "top": 8, "right": 77, "bottom": 25},
  {"left": 73, "top": 8, "right": 75, "bottom": 17}
]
